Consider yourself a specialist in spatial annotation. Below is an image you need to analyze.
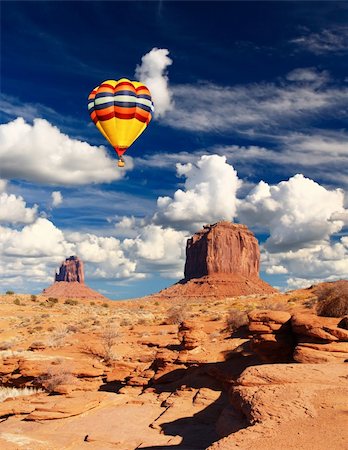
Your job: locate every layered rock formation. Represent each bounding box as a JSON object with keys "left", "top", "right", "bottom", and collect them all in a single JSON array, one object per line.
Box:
[
  {"left": 184, "top": 222, "right": 260, "bottom": 279},
  {"left": 248, "top": 310, "right": 295, "bottom": 362},
  {"left": 157, "top": 222, "right": 276, "bottom": 298},
  {"left": 43, "top": 256, "right": 107, "bottom": 300},
  {"left": 55, "top": 255, "right": 84, "bottom": 283},
  {"left": 248, "top": 311, "right": 348, "bottom": 363}
]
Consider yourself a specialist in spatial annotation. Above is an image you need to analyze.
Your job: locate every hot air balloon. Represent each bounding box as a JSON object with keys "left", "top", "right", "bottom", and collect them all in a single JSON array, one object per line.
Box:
[{"left": 88, "top": 78, "right": 154, "bottom": 167}]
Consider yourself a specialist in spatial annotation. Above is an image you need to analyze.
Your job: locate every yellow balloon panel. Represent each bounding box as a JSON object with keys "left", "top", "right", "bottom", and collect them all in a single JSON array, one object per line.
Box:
[{"left": 88, "top": 78, "right": 154, "bottom": 157}]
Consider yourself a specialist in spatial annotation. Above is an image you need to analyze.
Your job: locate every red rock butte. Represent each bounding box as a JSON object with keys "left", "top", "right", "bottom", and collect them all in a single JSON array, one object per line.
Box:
[
  {"left": 42, "top": 256, "right": 108, "bottom": 300},
  {"left": 157, "top": 221, "right": 277, "bottom": 298}
]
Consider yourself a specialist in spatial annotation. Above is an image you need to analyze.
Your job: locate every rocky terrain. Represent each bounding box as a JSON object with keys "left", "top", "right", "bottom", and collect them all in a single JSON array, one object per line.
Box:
[{"left": 0, "top": 222, "right": 346, "bottom": 450}]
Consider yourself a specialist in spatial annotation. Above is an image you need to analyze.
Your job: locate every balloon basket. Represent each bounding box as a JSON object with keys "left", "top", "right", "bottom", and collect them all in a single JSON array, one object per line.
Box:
[{"left": 118, "top": 160, "right": 125, "bottom": 168}]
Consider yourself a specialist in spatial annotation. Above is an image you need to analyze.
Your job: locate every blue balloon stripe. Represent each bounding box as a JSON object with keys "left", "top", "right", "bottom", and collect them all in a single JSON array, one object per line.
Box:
[
  {"left": 94, "top": 101, "right": 115, "bottom": 110},
  {"left": 136, "top": 103, "right": 153, "bottom": 113},
  {"left": 137, "top": 94, "right": 152, "bottom": 100},
  {"left": 113, "top": 101, "right": 137, "bottom": 108},
  {"left": 114, "top": 90, "right": 136, "bottom": 97}
]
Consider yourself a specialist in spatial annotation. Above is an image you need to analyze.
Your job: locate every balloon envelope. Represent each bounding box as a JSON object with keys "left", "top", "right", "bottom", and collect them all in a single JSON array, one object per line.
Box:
[{"left": 88, "top": 78, "right": 154, "bottom": 158}]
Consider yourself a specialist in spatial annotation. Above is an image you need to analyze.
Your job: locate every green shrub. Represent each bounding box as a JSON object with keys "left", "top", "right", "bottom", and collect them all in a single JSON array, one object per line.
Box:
[
  {"left": 316, "top": 281, "right": 348, "bottom": 317},
  {"left": 64, "top": 299, "right": 78, "bottom": 306},
  {"left": 6, "top": 290, "right": 14, "bottom": 295},
  {"left": 31, "top": 294, "right": 37, "bottom": 302}
]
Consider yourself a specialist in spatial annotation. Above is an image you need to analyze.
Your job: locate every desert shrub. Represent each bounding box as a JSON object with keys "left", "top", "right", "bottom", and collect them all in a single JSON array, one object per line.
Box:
[
  {"left": 258, "top": 302, "right": 288, "bottom": 311},
  {"left": 37, "top": 363, "right": 75, "bottom": 392},
  {"left": 47, "top": 325, "right": 69, "bottom": 348},
  {"left": 102, "top": 302, "right": 109, "bottom": 308},
  {"left": 304, "top": 297, "right": 317, "bottom": 309},
  {"left": 39, "top": 302, "right": 46, "bottom": 307},
  {"left": 30, "top": 294, "right": 37, "bottom": 302},
  {"left": 64, "top": 299, "right": 78, "bottom": 306},
  {"left": 13, "top": 298, "right": 20, "bottom": 306},
  {"left": 226, "top": 309, "right": 249, "bottom": 332},
  {"left": 6, "top": 290, "right": 14, "bottom": 295},
  {"left": 99, "top": 326, "right": 118, "bottom": 364},
  {"left": 66, "top": 324, "right": 79, "bottom": 333},
  {"left": 154, "top": 301, "right": 159, "bottom": 306},
  {"left": 0, "top": 340, "right": 15, "bottom": 351},
  {"left": 316, "top": 281, "right": 348, "bottom": 317},
  {"left": 90, "top": 301, "right": 95, "bottom": 306},
  {"left": 48, "top": 297, "right": 58, "bottom": 304},
  {"left": 120, "top": 318, "right": 131, "bottom": 326},
  {"left": 166, "top": 306, "right": 187, "bottom": 325}
]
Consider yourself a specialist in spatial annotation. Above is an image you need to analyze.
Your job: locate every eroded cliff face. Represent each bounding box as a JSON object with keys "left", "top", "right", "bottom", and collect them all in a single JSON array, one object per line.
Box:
[
  {"left": 184, "top": 222, "right": 260, "bottom": 280},
  {"left": 55, "top": 256, "right": 84, "bottom": 283},
  {"left": 157, "top": 221, "right": 276, "bottom": 298},
  {"left": 43, "top": 256, "right": 107, "bottom": 300}
]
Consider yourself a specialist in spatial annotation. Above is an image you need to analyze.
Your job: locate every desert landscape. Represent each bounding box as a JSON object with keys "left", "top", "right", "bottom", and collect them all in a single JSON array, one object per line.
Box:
[
  {"left": 0, "top": 222, "right": 347, "bottom": 450},
  {"left": 1, "top": 2, "right": 348, "bottom": 449}
]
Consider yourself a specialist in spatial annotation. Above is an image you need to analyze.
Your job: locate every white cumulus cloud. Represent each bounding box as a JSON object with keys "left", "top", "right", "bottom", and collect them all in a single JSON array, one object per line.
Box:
[
  {"left": 123, "top": 224, "right": 188, "bottom": 278},
  {"left": 0, "top": 191, "right": 38, "bottom": 224},
  {"left": 154, "top": 154, "right": 241, "bottom": 231},
  {"left": 0, "top": 118, "right": 131, "bottom": 185},
  {"left": 1, "top": 218, "right": 73, "bottom": 257},
  {"left": 238, "top": 174, "right": 346, "bottom": 252},
  {"left": 135, "top": 48, "right": 173, "bottom": 118},
  {"left": 51, "top": 191, "right": 63, "bottom": 207}
]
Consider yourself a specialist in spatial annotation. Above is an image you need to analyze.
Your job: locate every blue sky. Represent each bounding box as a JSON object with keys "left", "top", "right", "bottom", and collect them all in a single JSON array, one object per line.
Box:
[{"left": 0, "top": 1, "right": 347, "bottom": 299}]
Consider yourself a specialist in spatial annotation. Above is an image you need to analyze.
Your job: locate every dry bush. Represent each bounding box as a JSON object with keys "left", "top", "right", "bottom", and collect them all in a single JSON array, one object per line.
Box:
[
  {"left": 37, "top": 362, "right": 75, "bottom": 392},
  {"left": 64, "top": 298, "right": 78, "bottom": 306},
  {"left": 0, "top": 339, "right": 16, "bottom": 351},
  {"left": 226, "top": 309, "right": 249, "bottom": 332},
  {"left": 316, "top": 281, "right": 348, "bottom": 317},
  {"left": 100, "top": 326, "right": 118, "bottom": 364},
  {"left": 47, "top": 325, "right": 70, "bottom": 348},
  {"left": 258, "top": 302, "right": 288, "bottom": 311},
  {"left": 120, "top": 318, "right": 131, "bottom": 326},
  {"left": 82, "top": 326, "right": 119, "bottom": 364},
  {"left": 166, "top": 306, "right": 187, "bottom": 325}
]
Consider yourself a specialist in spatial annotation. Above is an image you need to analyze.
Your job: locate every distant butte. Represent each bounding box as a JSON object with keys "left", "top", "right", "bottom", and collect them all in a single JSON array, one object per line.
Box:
[
  {"left": 42, "top": 256, "right": 108, "bottom": 300},
  {"left": 156, "top": 221, "right": 277, "bottom": 298}
]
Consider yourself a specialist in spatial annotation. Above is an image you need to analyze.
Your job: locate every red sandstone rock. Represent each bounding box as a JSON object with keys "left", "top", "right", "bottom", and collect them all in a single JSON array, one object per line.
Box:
[
  {"left": 42, "top": 255, "right": 108, "bottom": 300},
  {"left": 55, "top": 255, "right": 84, "bottom": 283},
  {"left": 185, "top": 222, "right": 260, "bottom": 279},
  {"left": 178, "top": 320, "right": 206, "bottom": 350},
  {"left": 291, "top": 314, "right": 348, "bottom": 341},
  {"left": 156, "top": 222, "right": 276, "bottom": 298},
  {"left": 42, "top": 281, "right": 108, "bottom": 300}
]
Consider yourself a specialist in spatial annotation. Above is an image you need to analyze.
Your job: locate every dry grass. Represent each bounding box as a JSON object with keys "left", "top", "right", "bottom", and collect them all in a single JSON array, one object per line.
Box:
[
  {"left": 165, "top": 306, "right": 188, "bottom": 325},
  {"left": 37, "top": 362, "right": 75, "bottom": 392},
  {"left": 316, "top": 280, "right": 348, "bottom": 317},
  {"left": 226, "top": 309, "right": 249, "bottom": 332},
  {"left": 0, "top": 386, "right": 44, "bottom": 402}
]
